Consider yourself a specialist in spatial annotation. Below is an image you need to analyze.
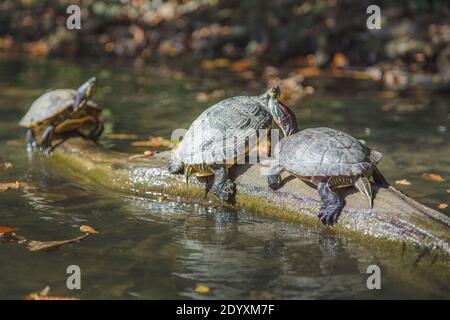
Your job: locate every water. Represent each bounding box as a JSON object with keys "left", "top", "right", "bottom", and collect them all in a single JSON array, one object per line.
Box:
[{"left": 0, "top": 56, "right": 448, "bottom": 299}]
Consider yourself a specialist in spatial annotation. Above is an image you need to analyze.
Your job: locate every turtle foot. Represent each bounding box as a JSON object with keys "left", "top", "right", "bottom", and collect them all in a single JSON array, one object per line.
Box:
[
  {"left": 267, "top": 174, "right": 282, "bottom": 190},
  {"left": 317, "top": 182, "right": 344, "bottom": 227},
  {"left": 26, "top": 142, "right": 37, "bottom": 152},
  {"left": 213, "top": 179, "right": 235, "bottom": 203},
  {"left": 318, "top": 204, "right": 342, "bottom": 226},
  {"left": 40, "top": 146, "right": 53, "bottom": 156}
]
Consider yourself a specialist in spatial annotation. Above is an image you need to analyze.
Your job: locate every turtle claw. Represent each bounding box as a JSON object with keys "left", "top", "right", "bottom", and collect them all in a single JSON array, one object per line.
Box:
[
  {"left": 318, "top": 208, "right": 340, "bottom": 226},
  {"left": 26, "top": 142, "right": 37, "bottom": 153},
  {"left": 40, "top": 146, "right": 53, "bottom": 156},
  {"left": 317, "top": 182, "right": 344, "bottom": 227},
  {"left": 213, "top": 179, "right": 235, "bottom": 202}
]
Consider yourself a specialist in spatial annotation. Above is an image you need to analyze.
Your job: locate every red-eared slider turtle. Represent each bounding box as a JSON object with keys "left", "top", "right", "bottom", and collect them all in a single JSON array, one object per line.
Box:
[
  {"left": 169, "top": 86, "right": 297, "bottom": 202},
  {"left": 19, "top": 77, "right": 102, "bottom": 154},
  {"left": 267, "top": 127, "right": 387, "bottom": 226}
]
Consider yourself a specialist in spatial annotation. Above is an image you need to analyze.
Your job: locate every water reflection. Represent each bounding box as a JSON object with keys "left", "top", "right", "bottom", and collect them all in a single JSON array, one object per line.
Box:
[{"left": 0, "top": 57, "right": 448, "bottom": 299}]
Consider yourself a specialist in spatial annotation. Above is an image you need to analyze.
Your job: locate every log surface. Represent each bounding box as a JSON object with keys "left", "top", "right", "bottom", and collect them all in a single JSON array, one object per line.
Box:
[{"left": 51, "top": 138, "right": 450, "bottom": 256}]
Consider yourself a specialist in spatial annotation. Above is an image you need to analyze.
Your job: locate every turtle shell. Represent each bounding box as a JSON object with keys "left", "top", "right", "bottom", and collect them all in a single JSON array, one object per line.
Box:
[
  {"left": 19, "top": 89, "right": 100, "bottom": 128},
  {"left": 279, "top": 127, "right": 382, "bottom": 177},
  {"left": 175, "top": 96, "right": 273, "bottom": 165}
]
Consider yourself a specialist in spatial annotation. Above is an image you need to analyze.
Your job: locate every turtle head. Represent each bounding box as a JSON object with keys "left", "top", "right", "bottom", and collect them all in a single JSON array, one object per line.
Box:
[
  {"left": 261, "top": 85, "right": 281, "bottom": 100},
  {"left": 73, "top": 77, "right": 96, "bottom": 111},
  {"left": 266, "top": 86, "right": 298, "bottom": 137}
]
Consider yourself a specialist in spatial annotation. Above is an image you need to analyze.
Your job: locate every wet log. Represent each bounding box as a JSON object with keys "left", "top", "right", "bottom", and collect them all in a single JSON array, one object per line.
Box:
[{"left": 50, "top": 138, "right": 450, "bottom": 258}]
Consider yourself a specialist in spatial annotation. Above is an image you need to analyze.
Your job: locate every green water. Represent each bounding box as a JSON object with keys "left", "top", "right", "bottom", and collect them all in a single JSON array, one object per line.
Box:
[{"left": 0, "top": 56, "right": 449, "bottom": 299}]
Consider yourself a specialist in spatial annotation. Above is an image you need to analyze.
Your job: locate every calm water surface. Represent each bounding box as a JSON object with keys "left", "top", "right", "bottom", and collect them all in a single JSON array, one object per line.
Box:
[{"left": 0, "top": 57, "right": 448, "bottom": 299}]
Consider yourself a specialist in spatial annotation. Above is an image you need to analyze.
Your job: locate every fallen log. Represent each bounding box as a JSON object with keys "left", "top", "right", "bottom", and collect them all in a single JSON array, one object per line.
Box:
[{"left": 49, "top": 138, "right": 450, "bottom": 259}]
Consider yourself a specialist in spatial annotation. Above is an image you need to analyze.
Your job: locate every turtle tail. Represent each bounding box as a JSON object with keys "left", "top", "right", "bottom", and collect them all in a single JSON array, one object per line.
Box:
[{"left": 355, "top": 176, "right": 373, "bottom": 209}]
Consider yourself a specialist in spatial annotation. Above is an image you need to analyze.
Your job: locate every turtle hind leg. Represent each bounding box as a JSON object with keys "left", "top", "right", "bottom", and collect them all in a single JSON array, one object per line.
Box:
[
  {"left": 317, "top": 181, "right": 344, "bottom": 226},
  {"left": 355, "top": 176, "right": 373, "bottom": 208},
  {"left": 26, "top": 128, "right": 37, "bottom": 152},
  {"left": 197, "top": 175, "right": 214, "bottom": 198},
  {"left": 267, "top": 164, "right": 284, "bottom": 190},
  {"left": 40, "top": 125, "right": 55, "bottom": 155},
  {"left": 210, "top": 164, "right": 235, "bottom": 203}
]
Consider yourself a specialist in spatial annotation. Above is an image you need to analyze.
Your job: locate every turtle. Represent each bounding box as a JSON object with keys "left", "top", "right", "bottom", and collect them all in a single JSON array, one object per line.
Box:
[
  {"left": 168, "top": 86, "right": 297, "bottom": 202},
  {"left": 267, "top": 127, "right": 387, "bottom": 226},
  {"left": 19, "top": 77, "right": 102, "bottom": 154}
]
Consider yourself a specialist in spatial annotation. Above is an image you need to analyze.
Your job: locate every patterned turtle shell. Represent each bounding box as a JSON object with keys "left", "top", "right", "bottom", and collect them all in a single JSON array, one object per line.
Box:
[{"left": 278, "top": 127, "right": 382, "bottom": 177}]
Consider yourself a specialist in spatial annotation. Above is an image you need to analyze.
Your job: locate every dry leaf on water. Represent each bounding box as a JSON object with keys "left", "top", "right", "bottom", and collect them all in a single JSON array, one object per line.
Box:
[
  {"left": 0, "top": 226, "right": 26, "bottom": 243},
  {"left": 395, "top": 179, "right": 411, "bottom": 186},
  {"left": 107, "top": 133, "right": 139, "bottom": 140},
  {"left": 379, "top": 91, "right": 396, "bottom": 99},
  {"left": 129, "top": 150, "right": 154, "bottom": 160},
  {"left": 131, "top": 136, "right": 177, "bottom": 149},
  {"left": 437, "top": 203, "right": 448, "bottom": 209},
  {"left": 422, "top": 173, "right": 445, "bottom": 182},
  {"left": 0, "top": 226, "right": 16, "bottom": 234},
  {"left": 333, "top": 53, "right": 348, "bottom": 68},
  {"left": 447, "top": 189, "right": 450, "bottom": 193},
  {"left": 26, "top": 286, "right": 80, "bottom": 300},
  {"left": 195, "top": 284, "right": 211, "bottom": 294},
  {"left": 79, "top": 225, "right": 98, "bottom": 234},
  {"left": 3, "top": 162, "right": 13, "bottom": 169},
  {"left": 0, "top": 181, "right": 20, "bottom": 192},
  {"left": 27, "top": 225, "right": 98, "bottom": 252}
]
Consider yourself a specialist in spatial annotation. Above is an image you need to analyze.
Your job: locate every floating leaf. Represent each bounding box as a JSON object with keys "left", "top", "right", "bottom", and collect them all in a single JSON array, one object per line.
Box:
[
  {"left": 0, "top": 181, "right": 20, "bottom": 192},
  {"left": 395, "top": 179, "right": 411, "bottom": 186},
  {"left": 129, "top": 150, "right": 154, "bottom": 160},
  {"left": 379, "top": 91, "right": 396, "bottom": 99},
  {"left": 0, "top": 227, "right": 16, "bottom": 234},
  {"left": 3, "top": 162, "right": 13, "bottom": 169},
  {"left": 27, "top": 226, "right": 98, "bottom": 252},
  {"left": 422, "top": 173, "right": 445, "bottom": 182},
  {"left": 437, "top": 203, "right": 448, "bottom": 209},
  {"left": 80, "top": 225, "right": 99, "bottom": 234},
  {"left": 0, "top": 227, "right": 26, "bottom": 243},
  {"left": 333, "top": 52, "right": 348, "bottom": 68},
  {"left": 195, "top": 284, "right": 211, "bottom": 294},
  {"left": 447, "top": 189, "right": 450, "bottom": 193},
  {"left": 107, "top": 133, "right": 139, "bottom": 140},
  {"left": 131, "top": 136, "right": 176, "bottom": 149},
  {"left": 26, "top": 286, "right": 80, "bottom": 300}
]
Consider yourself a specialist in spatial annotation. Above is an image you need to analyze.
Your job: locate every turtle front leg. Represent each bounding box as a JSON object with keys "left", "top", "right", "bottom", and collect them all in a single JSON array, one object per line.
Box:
[
  {"left": 89, "top": 121, "right": 104, "bottom": 141},
  {"left": 211, "top": 164, "right": 235, "bottom": 203},
  {"left": 26, "top": 128, "right": 37, "bottom": 152},
  {"left": 267, "top": 164, "right": 285, "bottom": 190},
  {"left": 317, "top": 181, "right": 344, "bottom": 226},
  {"left": 40, "top": 124, "right": 55, "bottom": 155}
]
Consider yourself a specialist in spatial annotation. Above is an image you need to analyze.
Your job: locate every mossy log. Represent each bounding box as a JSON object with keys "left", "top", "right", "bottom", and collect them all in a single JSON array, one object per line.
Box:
[{"left": 50, "top": 138, "right": 450, "bottom": 258}]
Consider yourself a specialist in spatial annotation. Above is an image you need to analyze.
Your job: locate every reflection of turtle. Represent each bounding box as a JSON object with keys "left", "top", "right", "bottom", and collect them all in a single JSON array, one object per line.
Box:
[
  {"left": 19, "top": 77, "right": 102, "bottom": 154},
  {"left": 268, "top": 127, "right": 386, "bottom": 226},
  {"left": 169, "top": 86, "right": 297, "bottom": 202}
]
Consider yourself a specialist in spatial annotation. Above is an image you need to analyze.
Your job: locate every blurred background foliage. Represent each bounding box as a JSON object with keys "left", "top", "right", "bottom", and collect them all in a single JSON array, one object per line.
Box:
[{"left": 0, "top": 0, "right": 449, "bottom": 91}]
